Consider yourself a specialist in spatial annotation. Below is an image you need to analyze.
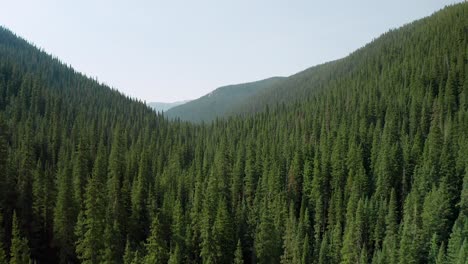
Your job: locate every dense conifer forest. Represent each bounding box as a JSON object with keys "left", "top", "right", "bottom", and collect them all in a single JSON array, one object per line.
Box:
[{"left": 0, "top": 3, "right": 467, "bottom": 264}]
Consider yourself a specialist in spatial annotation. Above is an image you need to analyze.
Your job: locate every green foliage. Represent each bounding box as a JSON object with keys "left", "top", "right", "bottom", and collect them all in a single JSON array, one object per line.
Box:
[
  {"left": 75, "top": 142, "right": 108, "bottom": 264},
  {"left": 0, "top": 3, "right": 467, "bottom": 264},
  {"left": 0, "top": 245, "right": 5, "bottom": 264},
  {"left": 53, "top": 157, "right": 76, "bottom": 264},
  {"left": 234, "top": 239, "right": 244, "bottom": 264},
  {"left": 10, "top": 212, "right": 31, "bottom": 264},
  {"left": 0, "top": 213, "right": 6, "bottom": 264},
  {"left": 212, "top": 198, "right": 235, "bottom": 263},
  {"left": 144, "top": 215, "right": 168, "bottom": 264}
]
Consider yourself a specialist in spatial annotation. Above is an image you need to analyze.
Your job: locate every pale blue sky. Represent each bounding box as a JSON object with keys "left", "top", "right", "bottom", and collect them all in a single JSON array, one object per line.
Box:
[{"left": 0, "top": 0, "right": 462, "bottom": 102}]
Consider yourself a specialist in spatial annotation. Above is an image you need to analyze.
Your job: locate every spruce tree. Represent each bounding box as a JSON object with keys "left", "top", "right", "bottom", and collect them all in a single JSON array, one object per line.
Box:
[
  {"left": 234, "top": 239, "right": 244, "bottom": 264},
  {"left": 144, "top": 215, "right": 168, "bottom": 264},
  {"left": 75, "top": 142, "right": 107, "bottom": 264},
  {"left": 123, "top": 240, "right": 134, "bottom": 264},
  {"left": 72, "top": 135, "right": 90, "bottom": 212},
  {"left": 0, "top": 213, "right": 6, "bottom": 264},
  {"left": 0, "top": 117, "right": 9, "bottom": 214},
  {"left": 130, "top": 150, "right": 151, "bottom": 243},
  {"left": 318, "top": 232, "right": 330, "bottom": 264},
  {"left": 10, "top": 212, "right": 31, "bottom": 264},
  {"left": 212, "top": 198, "right": 235, "bottom": 263},
  {"left": 301, "top": 234, "right": 311, "bottom": 264},
  {"left": 255, "top": 199, "right": 280, "bottom": 264},
  {"left": 422, "top": 182, "right": 451, "bottom": 254},
  {"left": 105, "top": 126, "right": 127, "bottom": 263},
  {"left": 381, "top": 190, "right": 398, "bottom": 264},
  {"left": 53, "top": 157, "right": 76, "bottom": 264}
]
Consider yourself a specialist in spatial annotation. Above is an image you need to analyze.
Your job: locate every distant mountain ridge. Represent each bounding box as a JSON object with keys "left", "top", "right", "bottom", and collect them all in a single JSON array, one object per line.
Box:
[
  {"left": 165, "top": 77, "right": 285, "bottom": 122},
  {"left": 148, "top": 100, "right": 190, "bottom": 112},
  {"left": 166, "top": 5, "right": 468, "bottom": 123}
]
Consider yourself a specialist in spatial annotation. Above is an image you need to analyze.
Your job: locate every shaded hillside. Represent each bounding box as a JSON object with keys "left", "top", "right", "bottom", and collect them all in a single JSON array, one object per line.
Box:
[
  {"left": 0, "top": 26, "right": 179, "bottom": 263},
  {"left": 232, "top": 4, "right": 468, "bottom": 115},
  {"left": 165, "top": 77, "right": 285, "bottom": 122}
]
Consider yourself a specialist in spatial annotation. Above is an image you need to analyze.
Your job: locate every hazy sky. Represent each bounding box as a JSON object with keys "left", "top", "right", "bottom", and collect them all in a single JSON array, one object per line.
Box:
[{"left": 0, "top": 0, "right": 462, "bottom": 102}]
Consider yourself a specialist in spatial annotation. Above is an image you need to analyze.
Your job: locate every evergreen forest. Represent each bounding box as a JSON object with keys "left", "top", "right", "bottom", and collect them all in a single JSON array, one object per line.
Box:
[{"left": 0, "top": 3, "right": 468, "bottom": 264}]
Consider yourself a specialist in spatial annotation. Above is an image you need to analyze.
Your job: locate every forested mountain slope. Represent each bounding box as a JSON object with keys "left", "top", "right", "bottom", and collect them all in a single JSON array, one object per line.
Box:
[
  {"left": 0, "top": 3, "right": 467, "bottom": 264},
  {"left": 165, "top": 77, "right": 284, "bottom": 122}
]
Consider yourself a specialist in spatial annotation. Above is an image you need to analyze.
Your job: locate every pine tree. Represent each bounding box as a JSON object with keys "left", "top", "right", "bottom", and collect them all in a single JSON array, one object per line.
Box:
[
  {"left": 0, "top": 117, "right": 9, "bottom": 214},
  {"left": 0, "top": 242, "right": 5, "bottom": 264},
  {"left": 414, "top": 108, "right": 443, "bottom": 196},
  {"left": 301, "top": 234, "right": 311, "bottom": 264},
  {"left": 72, "top": 135, "right": 90, "bottom": 212},
  {"left": 459, "top": 169, "right": 468, "bottom": 216},
  {"left": 281, "top": 203, "right": 297, "bottom": 264},
  {"left": 446, "top": 217, "right": 468, "bottom": 264},
  {"left": 359, "top": 246, "right": 368, "bottom": 264},
  {"left": 75, "top": 142, "right": 107, "bottom": 264},
  {"left": 105, "top": 126, "right": 127, "bottom": 263},
  {"left": 212, "top": 198, "right": 235, "bottom": 263},
  {"left": 53, "top": 156, "right": 76, "bottom": 264},
  {"left": 244, "top": 140, "right": 258, "bottom": 206},
  {"left": 435, "top": 242, "right": 446, "bottom": 264},
  {"left": 130, "top": 150, "right": 151, "bottom": 243},
  {"left": 16, "top": 126, "right": 34, "bottom": 237},
  {"left": 330, "top": 221, "right": 343, "bottom": 264},
  {"left": 144, "top": 215, "right": 168, "bottom": 264},
  {"left": 10, "top": 212, "right": 31, "bottom": 264},
  {"left": 398, "top": 195, "right": 423, "bottom": 264},
  {"left": 381, "top": 190, "right": 398, "bottom": 264},
  {"left": 170, "top": 200, "right": 185, "bottom": 263},
  {"left": 330, "top": 125, "right": 347, "bottom": 194},
  {"left": 255, "top": 199, "right": 280, "bottom": 264},
  {"left": 287, "top": 151, "right": 303, "bottom": 208},
  {"left": 311, "top": 142, "right": 328, "bottom": 251},
  {"left": 231, "top": 149, "right": 245, "bottom": 212},
  {"left": 123, "top": 239, "right": 134, "bottom": 264},
  {"left": 318, "top": 232, "right": 330, "bottom": 264},
  {"left": 302, "top": 159, "right": 313, "bottom": 205},
  {"left": 422, "top": 182, "right": 451, "bottom": 254},
  {"left": 31, "top": 160, "right": 55, "bottom": 259},
  {"left": 130, "top": 250, "right": 142, "bottom": 264},
  {"left": 374, "top": 109, "right": 402, "bottom": 199},
  {"left": 341, "top": 199, "right": 367, "bottom": 264},
  {"left": 168, "top": 244, "right": 182, "bottom": 264},
  {"left": 429, "top": 234, "right": 439, "bottom": 264},
  {"left": 234, "top": 239, "right": 244, "bottom": 264},
  {"left": 200, "top": 174, "right": 218, "bottom": 264},
  {"left": 454, "top": 240, "right": 467, "bottom": 264},
  {"left": 0, "top": 213, "right": 6, "bottom": 264}
]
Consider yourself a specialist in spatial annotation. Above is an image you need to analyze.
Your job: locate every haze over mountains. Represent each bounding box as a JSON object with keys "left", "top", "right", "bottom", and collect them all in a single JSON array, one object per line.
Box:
[
  {"left": 0, "top": 3, "right": 467, "bottom": 264},
  {"left": 165, "top": 77, "right": 285, "bottom": 122},
  {"left": 148, "top": 100, "right": 190, "bottom": 112}
]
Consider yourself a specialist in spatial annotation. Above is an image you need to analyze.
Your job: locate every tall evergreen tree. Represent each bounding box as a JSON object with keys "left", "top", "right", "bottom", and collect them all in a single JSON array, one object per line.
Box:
[
  {"left": 10, "top": 212, "right": 31, "bottom": 264},
  {"left": 213, "top": 198, "right": 235, "bottom": 263},
  {"left": 233, "top": 239, "right": 244, "bottom": 264},
  {"left": 53, "top": 156, "right": 76, "bottom": 264},
  {"left": 75, "top": 142, "right": 108, "bottom": 264},
  {"left": 0, "top": 213, "right": 6, "bottom": 264},
  {"left": 144, "top": 215, "right": 168, "bottom": 264},
  {"left": 104, "top": 126, "right": 127, "bottom": 263}
]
